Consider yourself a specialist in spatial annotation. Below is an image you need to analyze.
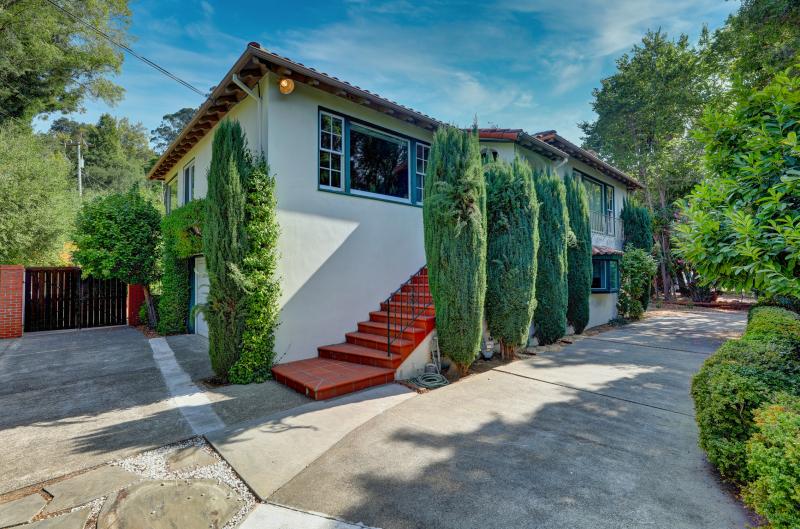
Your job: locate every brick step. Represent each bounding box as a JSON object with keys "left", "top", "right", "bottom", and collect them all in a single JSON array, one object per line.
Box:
[
  {"left": 410, "top": 275, "right": 429, "bottom": 286},
  {"left": 401, "top": 283, "right": 430, "bottom": 295},
  {"left": 272, "top": 358, "right": 395, "bottom": 401},
  {"left": 380, "top": 301, "right": 436, "bottom": 317},
  {"left": 369, "top": 311, "right": 436, "bottom": 333},
  {"left": 391, "top": 291, "right": 433, "bottom": 305},
  {"left": 357, "top": 320, "right": 427, "bottom": 342},
  {"left": 346, "top": 331, "right": 414, "bottom": 355},
  {"left": 319, "top": 342, "right": 401, "bottom": 369}
]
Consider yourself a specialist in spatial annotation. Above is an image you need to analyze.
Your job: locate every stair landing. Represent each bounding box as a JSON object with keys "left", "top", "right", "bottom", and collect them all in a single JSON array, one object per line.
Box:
[{"left": 272, "top": 358, "right": 395, "bottom": 401}]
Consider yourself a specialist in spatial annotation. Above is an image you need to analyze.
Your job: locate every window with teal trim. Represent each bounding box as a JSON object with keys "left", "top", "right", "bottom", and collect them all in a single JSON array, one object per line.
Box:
[
  {"left": 318, "top": 108, "right": 429, "bottom": 205},
  {"left": 592, "top": 256, "right": 620, "bottom": 293}
]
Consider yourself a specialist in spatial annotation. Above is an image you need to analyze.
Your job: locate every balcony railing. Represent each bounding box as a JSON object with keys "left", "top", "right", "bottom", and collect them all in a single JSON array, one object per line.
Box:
[{"left": 589, "top": 211, "right": 624, "bottom": 239}]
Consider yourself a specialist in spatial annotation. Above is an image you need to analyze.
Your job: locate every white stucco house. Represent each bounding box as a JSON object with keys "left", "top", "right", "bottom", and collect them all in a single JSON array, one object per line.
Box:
[{"left": 147, "top": 43, "right": 642, "bottom": 399}]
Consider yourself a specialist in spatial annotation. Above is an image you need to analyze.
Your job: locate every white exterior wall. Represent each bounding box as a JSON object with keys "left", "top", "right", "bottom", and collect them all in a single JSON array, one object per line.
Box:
[{"left": 265, "top": 75, "right": 432, "bottom": 363}]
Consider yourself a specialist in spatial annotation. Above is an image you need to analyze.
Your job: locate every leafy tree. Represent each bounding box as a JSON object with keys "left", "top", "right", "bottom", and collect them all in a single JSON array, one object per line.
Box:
[
  {"left": 580, "top": 30, "right": 709, "bottom": 300},
  {"left": 151, "top": 107, "right": 196, "bottom": 153},
  {"left": 533, "top": 172, "right": 569, "bottom": 345},
  {"left": 203, "top": 120, "right": 250, "bottom": 380},
  {"left": 72, "top": 187, "right": 161, "bottom": 325},
  {"left": 0, "top": 122, "right": 75, "bottom": 264},
  {"left": 675, "top": 69, "right": 800, "bottom": 297},
  {"left": 229, "top": 158, "right": 281, "bottom": 384},
  {"left": 564, "top": 174, "right": 592, "bottom": 334},
  {"left": 424, "top": 126, "right": 486, "bottom": 376},
  {"left": 485, "top": 157, "right": 538, "bottom": 360},
  {"left": 617, "top": 245, "right": 658, "bottom": 320},
  {"left": 0, "top": 0, "right": 129, "bottom": 124}
]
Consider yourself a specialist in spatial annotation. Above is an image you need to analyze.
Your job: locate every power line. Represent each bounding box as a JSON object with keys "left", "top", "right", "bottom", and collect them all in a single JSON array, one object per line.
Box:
[{"left": 42, "top": 0, "right": 207, "bottom": 98}]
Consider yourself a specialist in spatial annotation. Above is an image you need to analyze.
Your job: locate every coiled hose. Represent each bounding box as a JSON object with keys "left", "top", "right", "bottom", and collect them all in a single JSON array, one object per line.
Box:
[{"left": 409, "top": 372, "right": 449, "bottom": 389}]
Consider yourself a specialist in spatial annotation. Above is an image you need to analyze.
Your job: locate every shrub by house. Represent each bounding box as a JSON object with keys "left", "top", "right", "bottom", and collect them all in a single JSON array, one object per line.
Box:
[
  {"left": 485, "top": 157, "right": 539, "bottom": 359},
  {"left": 617, "top": 245, "right": 657, "bottom": 320},
  {"left": 564, "top": 173, "right": 592, "bottom": 334},
  {"left": 423, "top": 126, "right": 486, "bottom": 376}
]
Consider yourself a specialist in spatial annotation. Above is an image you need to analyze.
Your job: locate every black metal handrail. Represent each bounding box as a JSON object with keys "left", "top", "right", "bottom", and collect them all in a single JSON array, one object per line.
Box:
[{"left": 386, "top": 266, "right": 432, "bottom": 357}]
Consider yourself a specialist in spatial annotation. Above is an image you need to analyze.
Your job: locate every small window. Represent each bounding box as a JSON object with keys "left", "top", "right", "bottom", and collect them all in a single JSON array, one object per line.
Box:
[
  {"left": 416, "top": 143, "right": 429, "bottom": 203},
  {"left": 319, "top": 112, "right": 344, "bottom": 190},
  {"left": 164, "top": 176, "right": 178, "bottom": 214},
  {"left": 592, "top": 257, "right": 620, "bottom": 293},
  {"left": 349, "top": 123, "right": 410, "bottom": 201},
  {"left": 481, "top": 148, "right": 499, "bottom": 163},
  {"left": 183, "top": 161, "right": 195, "bottom": 205}
]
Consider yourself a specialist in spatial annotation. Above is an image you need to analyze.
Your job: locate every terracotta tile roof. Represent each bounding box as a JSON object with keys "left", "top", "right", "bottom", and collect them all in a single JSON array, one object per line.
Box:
[
  {"left": 533, "top": 131, "right": 643, "bottom": 190},
  {"left": 477, "top": 128, "right": 568, "bottom": 161},
  {"left": 592, "top": 245, "right": 624, "bottom": 256}
]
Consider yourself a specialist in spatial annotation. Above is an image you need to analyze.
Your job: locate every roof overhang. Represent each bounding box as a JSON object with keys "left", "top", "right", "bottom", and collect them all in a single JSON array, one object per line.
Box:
[
  {"left": 148, "top": 43, "right": 444, "bottom": 181},
  {"left": 478, "top": 128, "right": 568, "bottom": 162},
  {"left": 533, "top": 131, "right": 643, "bottom": 190}
]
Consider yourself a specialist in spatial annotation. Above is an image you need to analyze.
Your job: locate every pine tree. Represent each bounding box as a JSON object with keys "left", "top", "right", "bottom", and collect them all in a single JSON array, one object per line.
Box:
[
  {"left": 485, "top": 157, "right": 539, "bottom": 359},
  {"left": 533, "top": 171, "right": 569, "bottom": 345},
  {"left": 423, "top": 126, "right": 486, "bottom": 376},
  {"left": 203, "top": 120, "right": 250, "bottom": 380},
  {"left": 565, "top": 174, "right": 592, "bottom": 333}
]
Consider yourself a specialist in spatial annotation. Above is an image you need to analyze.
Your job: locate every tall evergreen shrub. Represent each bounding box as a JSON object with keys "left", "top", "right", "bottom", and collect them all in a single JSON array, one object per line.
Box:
[
  {"left": 423, "top": 126, "right": 486, "bottom": 376},
  {"left": 485, "top": 157, "right": 539, "bottom": 359},
  {"left": 621, "top": 198, "right": 654, "bottom": 309},
  {"left": 533, "top": 172, "right": 569, "bottom": 345},
  {"left": 564, "top": 174, "right": 592, "bottom": 333},
  {"left": 203, "top": 121, "right": 249, "bottom": 380},
  {"left": 228, "top": 158, "right": 281, "bottom": 384}
]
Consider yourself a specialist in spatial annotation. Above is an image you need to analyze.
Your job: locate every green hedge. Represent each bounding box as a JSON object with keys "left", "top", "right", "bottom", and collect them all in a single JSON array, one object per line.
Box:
[
  {"left": 157, "top": 200, "right": 204, "bottom": 335},
  {"left": 692, "top": 307, "right": 800, "bottom": 527},
  {"left": 564, "top": 174, "right": 592, "bottom": 334}
]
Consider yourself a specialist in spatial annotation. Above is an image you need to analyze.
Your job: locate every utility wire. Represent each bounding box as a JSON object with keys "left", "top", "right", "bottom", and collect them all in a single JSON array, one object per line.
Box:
[{"left": 42, "top": 0, "right": 207, "bottom": 98}]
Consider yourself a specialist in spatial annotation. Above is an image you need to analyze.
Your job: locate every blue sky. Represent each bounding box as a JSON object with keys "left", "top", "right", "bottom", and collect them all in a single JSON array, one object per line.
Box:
[{"left": 38, "top": 0, "right": 738, "bottom": 145}]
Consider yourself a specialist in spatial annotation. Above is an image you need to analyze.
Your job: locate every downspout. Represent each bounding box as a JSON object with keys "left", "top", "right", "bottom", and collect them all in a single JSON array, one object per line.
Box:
[{"left": 232, "top": 73, "right": 263, "bottom": 156}]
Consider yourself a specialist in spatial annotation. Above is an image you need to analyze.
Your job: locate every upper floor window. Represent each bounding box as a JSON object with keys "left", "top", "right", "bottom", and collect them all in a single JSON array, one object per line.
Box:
[
  {"left": 416, "top": 143, "right": 429, "bottom": 203},
  {"left": 319, "top": 112, "right": 344, "bottom": 190},
  {"left": 578, "top": 169, "right": 614, "bottom": 218},
  {"left": 183, "top": 161, "right": 195, "bottom": 205},
  {"left": 164, "top": 176, "right": 178, "bottom": 214},
  {"left": 318, "top": 109, "right": 428, "bottom": 205}
]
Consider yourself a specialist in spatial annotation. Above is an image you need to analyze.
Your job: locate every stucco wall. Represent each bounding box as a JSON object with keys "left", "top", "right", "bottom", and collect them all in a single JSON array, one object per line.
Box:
[{"left": 266, "top": 75, "right": 433, "bottom": 363}]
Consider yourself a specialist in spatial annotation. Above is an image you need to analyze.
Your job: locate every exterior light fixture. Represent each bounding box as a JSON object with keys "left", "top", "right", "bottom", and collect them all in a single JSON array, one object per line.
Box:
[{"left": 279, "top": 78, "right": 295, "bottom": 95}]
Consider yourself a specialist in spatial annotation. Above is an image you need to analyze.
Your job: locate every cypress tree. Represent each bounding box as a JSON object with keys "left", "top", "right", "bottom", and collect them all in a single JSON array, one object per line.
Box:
[
  {"left": 621, "top": 198, "right": 654, "bottom": 309},
  {"left": 533, "top": 171, "right": 569, "bottom": 345},
  {"left": 423, "top": 126, "right": 486, "bottom": 376},
  {"left": 564, "top": 174, "right": 592, "bottom": 333},
  {"left": 203, "top": 120, "right": 250, "bottom": 380},
  {"left": 485, "top": 157, "right": 539, "bottom": 360}
]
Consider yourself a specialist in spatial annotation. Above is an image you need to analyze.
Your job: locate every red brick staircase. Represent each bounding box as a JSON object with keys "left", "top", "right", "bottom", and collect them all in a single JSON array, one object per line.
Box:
[{"left": 272, "top": 267, "right": 435, "bottom": 400}]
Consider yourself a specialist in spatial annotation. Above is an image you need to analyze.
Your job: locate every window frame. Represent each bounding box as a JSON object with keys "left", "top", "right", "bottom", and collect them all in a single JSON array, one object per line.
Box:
[
  {"left": 415, "top": 143, "right": 429, "bottom": 204},
  {"left": 591, "top": 255, "right": 620, "bottom": 293},
  {"left": 317, "top": 107, "right": 429, "bottom": 207},
  {"left": 164, "top": 174, "right": 178, "bottom": 214},
  {"left": 318, "top": 111, "right": 345, "bottom": 192},
  {"left": 577, "top": 169, "right": 615, "bottom": 218},
  {"left": 182, "top": 159, "right": 195, "bottom": 206}
]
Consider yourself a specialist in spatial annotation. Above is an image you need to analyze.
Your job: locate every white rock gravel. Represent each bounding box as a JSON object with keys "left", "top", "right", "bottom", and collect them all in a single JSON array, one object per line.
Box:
[{"left": 110, "top": 437, "right": 256, "bottom": 529}]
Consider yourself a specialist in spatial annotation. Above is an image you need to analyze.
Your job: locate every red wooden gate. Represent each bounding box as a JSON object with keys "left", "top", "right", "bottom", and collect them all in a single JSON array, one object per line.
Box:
[{"left": 23, "top": 267, "right": 127, "bottom": 332}]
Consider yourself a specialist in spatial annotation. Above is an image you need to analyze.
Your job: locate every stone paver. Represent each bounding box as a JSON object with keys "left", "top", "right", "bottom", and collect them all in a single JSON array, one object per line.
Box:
[
  {"left": 165, "top": 446, "right": 217, "bottom": 472},
  {"left": 43, "top": 466, "right": 140, "bottom": 514},
  {"left": 241, "top": 504, "right": 380, "bottom": 529},
  {"left": 27, "top": 508, "right": 90, "bottom": 529},
  {"left": 97, "top": 480, "right": 241, "bottom": 529},
  {"left": 0, "top": 493, "right": 46, "bottom": 527}
]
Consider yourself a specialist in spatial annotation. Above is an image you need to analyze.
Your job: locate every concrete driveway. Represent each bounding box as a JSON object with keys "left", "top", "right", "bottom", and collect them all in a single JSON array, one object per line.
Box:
[
  {"left": 0, "top": 327, "right": 306, "bottom": 495},
  {"left": 270, "top": 310, "right": 751, "bottom": 529}
]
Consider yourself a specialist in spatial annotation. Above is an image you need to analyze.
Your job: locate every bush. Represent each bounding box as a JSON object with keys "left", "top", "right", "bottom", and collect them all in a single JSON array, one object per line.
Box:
[
  {"left": 204, "top": 120, "right": 249, "bottom": 380},
  {"left": 620, "top": 198, "right": 653, "bottom": 252},
  {"left": 617, "top": 245, "right": 657, "bottom": 320},
  {"left": 157, "top": 200, "right": 204, "bottom": 335},
  {"left": 532, "top": 172, "right": 569, "bottom": 345},
  {"left": 744, "top": 394, "right": 800, "bottom": 529},
  {"left": 228, "top": 159, "right": 281, "bottom": 384},
  {"left": 484, "top": 157, "right": 538, "bottom": 359},
  {"left": 745, "top": 306, "right": 800, "bottom": 351},
  {"left": 423, "top": 126, "right": 487, "bottom": 375},
  {"left": 564, "top": 174, "right": 592, "bottom": 334}
]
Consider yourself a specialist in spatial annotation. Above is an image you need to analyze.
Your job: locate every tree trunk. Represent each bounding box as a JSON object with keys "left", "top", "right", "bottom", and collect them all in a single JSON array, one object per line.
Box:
[
  {"left": 142, "top": 285, "right": 158, "bottom": 329},
  {"left": 501, "top": 341, "right": 516, "bottom": 362}
]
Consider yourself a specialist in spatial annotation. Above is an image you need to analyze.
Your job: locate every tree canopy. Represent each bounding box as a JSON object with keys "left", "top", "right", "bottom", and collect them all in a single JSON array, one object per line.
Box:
[{"left": 151, "top": 107, "right": 196, "bottom": 153}]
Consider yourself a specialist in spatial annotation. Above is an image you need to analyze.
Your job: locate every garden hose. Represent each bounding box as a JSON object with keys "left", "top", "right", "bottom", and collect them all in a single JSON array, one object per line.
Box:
[{"left": 409, "top": 372, "right": 449, "bottom": 389}]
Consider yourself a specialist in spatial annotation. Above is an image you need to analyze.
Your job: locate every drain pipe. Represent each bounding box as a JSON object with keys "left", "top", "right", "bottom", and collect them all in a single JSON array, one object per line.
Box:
[{"left": 232, "top": 73, "right": 263, "bottom": 155}]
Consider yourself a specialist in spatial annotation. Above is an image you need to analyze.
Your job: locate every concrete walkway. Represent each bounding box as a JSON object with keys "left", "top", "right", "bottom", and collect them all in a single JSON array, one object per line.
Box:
[{"left": 268, "top": 310, "right": 751, "bottom": 529}]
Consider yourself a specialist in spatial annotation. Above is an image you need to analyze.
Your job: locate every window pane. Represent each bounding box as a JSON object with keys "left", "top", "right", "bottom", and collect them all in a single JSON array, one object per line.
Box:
[
  {"left": 321, "top": 114, "right": 332, "bottom": 132},
  {"left": 320, "top": 151, "right": 330, "bottom": 167},
  {"left": 319, "top": 167, "right": 331, "bottom": 187},
  {"left": 609, "top": 260, "right": 619, "bottom": 290},
  {"left": 584, "top": 178, "right": 603, "bottom": 213},
  {"left": 321, "top": 131, "right": 331, "bottom": 150},
  {"left": 331, "top": 169, "right": 341, "bottom": 189},
  {"left": 591, "top": 260, "right": 604, "bottom": 290},
  {"left": 605, "top": 185, "right": 615, "bottom": 215},
  {"left": 350, "top": 124, "right": 409, "bottom": 199}
]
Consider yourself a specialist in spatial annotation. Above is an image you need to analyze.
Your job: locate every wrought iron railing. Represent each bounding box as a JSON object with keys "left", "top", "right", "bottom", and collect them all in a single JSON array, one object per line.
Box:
[
  {"left": 385, "top": 266, "right": 432, "bottom": 357},
  {"left": 589, "top": 210, "right": 624, "bottom": 239}
]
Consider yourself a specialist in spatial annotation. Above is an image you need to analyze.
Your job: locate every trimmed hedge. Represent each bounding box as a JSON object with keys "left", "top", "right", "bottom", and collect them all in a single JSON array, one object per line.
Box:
[
  {"left": 564, "top": 174, "right": 592, "bottom": 334},
  {"left": 692, "top": 306, "right": 800, "bottom": 527}
]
